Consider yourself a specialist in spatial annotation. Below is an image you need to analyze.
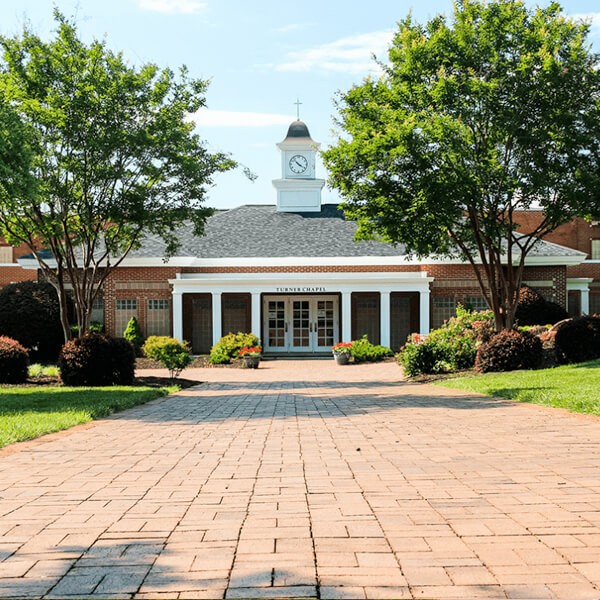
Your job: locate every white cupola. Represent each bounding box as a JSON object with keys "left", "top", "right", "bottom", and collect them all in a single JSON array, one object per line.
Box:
[{"left": 272, "top": 120, "right": 326, "bottom": 212}]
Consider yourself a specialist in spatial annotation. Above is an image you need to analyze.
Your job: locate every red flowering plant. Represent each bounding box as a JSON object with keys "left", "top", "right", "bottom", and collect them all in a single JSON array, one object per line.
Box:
[
  {"left": 332, "top": 341, "right": 353, "bottom": 355},
  {"left": 238, "top": 346, "right": 262, "bottom": 357},
  {"left": 409, "top": 333, "right": 428, "bottom": 344}
]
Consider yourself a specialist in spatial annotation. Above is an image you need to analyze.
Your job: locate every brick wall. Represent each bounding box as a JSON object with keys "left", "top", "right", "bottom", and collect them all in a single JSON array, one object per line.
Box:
[
  {"left": 0, "top": 266, "right": 37, "bottom": 287},
  {"left": 104, "top": 267, "right": 180, "bottom": 336},
  {"left": 567, "top": 263, "right": 600, "bottom": 280},
  {"left": 0, "top": 240, "right": 38, "bottom": 288},
  {"left": 427, "top": 264, "right": 567, "bottom": 307},
  {"left": 513, "top": 212, "right": 600, "bottom": 257},
  {"left": 100, "top": 262, "right": 571, "bottom": 337}
]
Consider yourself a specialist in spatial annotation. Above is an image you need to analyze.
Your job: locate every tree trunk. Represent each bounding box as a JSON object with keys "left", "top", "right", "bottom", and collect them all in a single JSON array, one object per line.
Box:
[{"left": 50, "top": 279, "right": 72, "bottom": 343}]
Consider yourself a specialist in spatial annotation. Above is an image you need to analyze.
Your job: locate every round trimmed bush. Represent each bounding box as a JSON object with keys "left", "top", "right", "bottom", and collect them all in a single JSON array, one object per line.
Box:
[
  {"left": 0, "top": 336, "right": 29, "bottom": 383},
  {"left": 209, "top": 332, "right": 260, "bottom": 364},
  {"left": 554, "top": 316, "right": 600, "bottom": 364},
  {"left": 350, "top": 335, "right": 393, "bottom": 363},
  {"left": 110, "top": 337, "right": 136, "bottom": 385},
  {"left": 475, "top": 329, "right": 543, "bottom": 373},
  {"left": 0, "top": 281, "right": 64, "bottom": 361},
  {"left": 398, "top": 340, "right": 452, "bottom": 376},
  {"left": 59, "top": 333, "right": 135, "bottom": 386},
  {"left": 515, "top": 286, "right": 568, "bottom": 326}
]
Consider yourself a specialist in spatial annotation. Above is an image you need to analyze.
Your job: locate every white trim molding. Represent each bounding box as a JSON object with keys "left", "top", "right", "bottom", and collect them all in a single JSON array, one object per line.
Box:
[{"left": 567, "top": 278, "right": 593, "bottom": 315}]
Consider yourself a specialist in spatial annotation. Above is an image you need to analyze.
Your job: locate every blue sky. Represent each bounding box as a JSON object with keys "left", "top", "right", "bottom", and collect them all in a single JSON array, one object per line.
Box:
[{"left": 1, "top": 0, "right": 599, "bottom": 209}]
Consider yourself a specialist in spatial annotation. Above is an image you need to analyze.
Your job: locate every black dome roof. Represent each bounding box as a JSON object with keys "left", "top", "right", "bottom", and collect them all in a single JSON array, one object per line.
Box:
[{"left": 285, "top": 119, "right": 311, "bottom": 139}]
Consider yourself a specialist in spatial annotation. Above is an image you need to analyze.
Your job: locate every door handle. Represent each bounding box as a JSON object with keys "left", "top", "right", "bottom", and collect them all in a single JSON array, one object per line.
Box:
[{"left": 285, "top": 323, "right": 288, "bottom": 333}]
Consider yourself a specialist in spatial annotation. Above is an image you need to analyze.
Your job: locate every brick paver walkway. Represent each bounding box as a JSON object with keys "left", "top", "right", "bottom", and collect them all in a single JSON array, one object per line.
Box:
[{"left": 1, "top": 360, "right": 600, "bottom": 599}]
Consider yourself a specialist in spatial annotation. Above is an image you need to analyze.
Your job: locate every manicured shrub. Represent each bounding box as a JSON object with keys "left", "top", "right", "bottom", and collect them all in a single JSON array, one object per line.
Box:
[
  {"left": 515, "top": 286, "right": 568, "bottom": 326},
  {"left": 110, "top": 337, "right": 136, "bottom": 385},
  {"left": 28, "top": 364, "right": 60, "bottom": 378},
  {"left": 554, "top": 316, "right": 600, "bottom": 364},
  {"left": 123, "top": 316, "right": 144, "bottom": 355},
  {"left": 142, "top": 336, "right": 192, "bottom": 379},
  {"left": 209, "top": 332, "right": 260, "bottom": 364},
  {"left": 350, "top": 335, "right": 393, "bottom": 363},
  {"left": 0, "top": 336, "right": 29, "bottom": 383},
  {"left": 475, "top": 329, "right": 543, "bottom": 373},
  {"left": 398, "top": 337, "right": 453, "bottom": 376},
  {"left": 59, "top": 333, "right": 136, "bottom": 386},
  {"left": 0, "top": 281, "right": 63, "bottom": 362},
  {"left": 397, "top": 307, "right": 495, "bottom": 376}
]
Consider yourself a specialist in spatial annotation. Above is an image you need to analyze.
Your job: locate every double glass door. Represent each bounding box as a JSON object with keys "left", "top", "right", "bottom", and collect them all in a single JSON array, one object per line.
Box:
[{"left": 264, "top": 295, "right": 339, "bottom": 353}]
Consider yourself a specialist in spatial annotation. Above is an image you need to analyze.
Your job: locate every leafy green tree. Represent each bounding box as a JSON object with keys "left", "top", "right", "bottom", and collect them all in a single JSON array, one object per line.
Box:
[
  {"left": 0, "top": 11, "right": 235, "bottom": 340},
  {"left": 323, "top": 0, "right": 600, "bottom": 331}
]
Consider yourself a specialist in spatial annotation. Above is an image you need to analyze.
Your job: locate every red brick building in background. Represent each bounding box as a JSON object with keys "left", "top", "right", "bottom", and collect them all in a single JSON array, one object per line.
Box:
[
  {"left": 8, "top": 120, "right": 600, "bottom": 354},
  {"left": 0, "top": 241, "right": 38, "bottom": 288},
  {"left": 514, "top": 212, "right": 600, "bottom": 317}
]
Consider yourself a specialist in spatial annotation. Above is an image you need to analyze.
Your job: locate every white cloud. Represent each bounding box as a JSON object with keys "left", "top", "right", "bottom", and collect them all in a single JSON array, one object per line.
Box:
[
  {"left": 137, "top": 0, "right": 207, "bottom": 14},
  {"left": 188, "top": 109, "right": 294, "bottom": 128},
  {"left": 274, "top": 30, "right": 393, "bottom": 74},
  {"left": 571, "top": 12, "right": 600, "bottom": 33}
]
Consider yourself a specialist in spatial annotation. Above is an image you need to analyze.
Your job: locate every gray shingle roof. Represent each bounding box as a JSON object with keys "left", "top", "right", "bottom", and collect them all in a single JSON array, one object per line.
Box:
[
  {"left": 131, "top": 204, "right": 407, "bottom": 258},
  {"left": 128, "top": 204, "right": 584, "bottom": 260}
]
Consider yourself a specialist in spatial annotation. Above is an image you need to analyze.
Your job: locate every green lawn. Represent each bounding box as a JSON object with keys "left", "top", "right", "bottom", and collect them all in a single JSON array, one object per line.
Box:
[
  {"left": 437, "top": 359, "right": 600, "bottom": 415},
  {"left": 0, "top": 385, "right": 177, "bottom": 448}
]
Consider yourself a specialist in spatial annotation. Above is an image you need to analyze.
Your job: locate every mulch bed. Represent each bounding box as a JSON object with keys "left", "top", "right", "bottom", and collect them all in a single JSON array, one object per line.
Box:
[
  {"left": 135, "top": 375, "right": 199, "bottom": 389},
  {"left": 136, "top": 356, "right": 243, "bottom": 369},
  {"left": 1, "top": 375, "right": 199, "bottom": 389}
]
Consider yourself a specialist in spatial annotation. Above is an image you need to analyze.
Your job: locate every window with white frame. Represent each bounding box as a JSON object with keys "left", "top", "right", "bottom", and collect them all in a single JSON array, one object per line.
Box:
[
  {"left": 115, "top": 299, "right": 137, "bottom": 336},
  {"left": 147, "top": 299, "right": 170, "bottom": 337},
  {"left": 592, "top": 239, "right": 600, "bottom": 260},
  {"left": 432, "top": 296, "right": 456, "bottom": 329},
  {"left": 0, "top": 247, "right": 13, "bottom": 263},
  {"left": 464, "top": 296, "right": 488, "bottom": 312},
  {"left": 91, "top": 294, "right": 104, "bottom": 326}
]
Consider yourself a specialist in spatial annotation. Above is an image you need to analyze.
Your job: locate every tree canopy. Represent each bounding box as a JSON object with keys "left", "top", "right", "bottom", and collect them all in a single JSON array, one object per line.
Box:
[
  {"left": 0, "top": 11, "right": 236, "bottom": 339},
  {"left": 322, "top": 0, "right": 600, "bottom": 330}
]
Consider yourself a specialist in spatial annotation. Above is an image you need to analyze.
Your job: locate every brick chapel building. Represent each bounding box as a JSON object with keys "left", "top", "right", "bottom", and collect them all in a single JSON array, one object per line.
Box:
[{"left": 8, "top": 119, "right": 600, "bottom": 355}]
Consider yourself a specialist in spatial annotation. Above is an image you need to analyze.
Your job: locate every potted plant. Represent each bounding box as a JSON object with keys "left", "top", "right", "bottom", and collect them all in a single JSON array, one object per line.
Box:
[
  {"left": 332, "top": 341, "right": 353, "bottom": 365},
  {"left": 239, "top": 345, "right": 262, "bottom": 368}
]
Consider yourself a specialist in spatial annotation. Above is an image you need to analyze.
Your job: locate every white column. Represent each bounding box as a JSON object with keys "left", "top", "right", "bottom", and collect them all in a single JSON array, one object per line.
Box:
[
  {"left": 419, "top": 288, "right": 431, "bottom": 335},
  {"left": 380, "top": 291, "right": 391, "bottom": 348},
  {"left": 342, "top": 291, "right": 352, "bottom": 341},
  {"left": 172, "top": 291, "right": 183, "bottom": 342},
  {"left": 251, "top": 292, "right": 261, "bottom": 336},
  {"left": 582, "top": 288, "right": 590, "bottom": 316},
  {"left": 212, "top": 292, "right": 222, "bottom": 345}
]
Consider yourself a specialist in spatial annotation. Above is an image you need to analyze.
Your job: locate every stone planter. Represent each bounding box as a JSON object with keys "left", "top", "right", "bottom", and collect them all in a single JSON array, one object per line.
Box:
[
  {"left": 243, "top": 355, "right": 261, "bottom": 369},
  {"left": 333, "top": 352, "right": 350, "bottom": 365}
]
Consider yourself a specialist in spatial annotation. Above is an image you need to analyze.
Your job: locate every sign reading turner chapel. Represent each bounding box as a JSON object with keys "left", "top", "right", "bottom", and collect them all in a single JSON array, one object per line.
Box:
[{"left": 275, "top": 286, "right": 327, "bottom": 293}]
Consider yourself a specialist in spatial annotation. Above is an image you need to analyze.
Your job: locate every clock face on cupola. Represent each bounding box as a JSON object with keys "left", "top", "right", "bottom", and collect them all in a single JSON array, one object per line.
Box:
[
  {"left": 272, "top": 114, "right": 326, "bottom": 213},
  {"left": 289, "top": 154, "right": 308, "bottom": 174},
  {"left": 281, "top": 119, "right": 315, "bottom": 179}
]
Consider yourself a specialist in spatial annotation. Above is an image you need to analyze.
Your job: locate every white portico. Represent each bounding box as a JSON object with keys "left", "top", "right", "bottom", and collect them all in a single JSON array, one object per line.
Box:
[{"left": 169, "top": 270, "right": 432, "bottom": 354}]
